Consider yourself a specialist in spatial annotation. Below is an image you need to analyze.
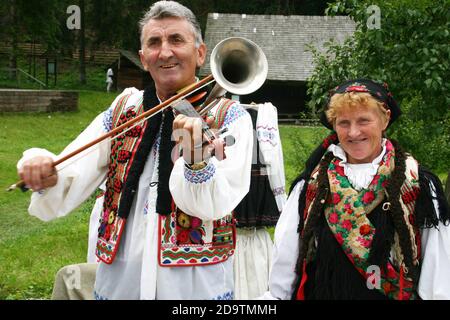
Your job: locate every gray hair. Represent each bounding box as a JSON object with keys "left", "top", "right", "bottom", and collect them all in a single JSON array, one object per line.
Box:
[{"left": 139, "top": 1, "right": 203, "bottom": 48}]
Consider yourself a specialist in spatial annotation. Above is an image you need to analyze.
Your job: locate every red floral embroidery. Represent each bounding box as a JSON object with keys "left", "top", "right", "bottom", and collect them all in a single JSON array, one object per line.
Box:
[
  {"left": 332, "top": 192, "right": 342, "bottom": 204},
  {"left": 111, "top": 140, "right": 124, "bottom": 156},
  {"left": 126, "top": 125, "right": 142, "bottom": 137},
  {"left": 190, "top": 217, "right": 202, "bottom": 229},
  {"left": 335, "top": 233, "right": 344, "bottom": 245},
  {"left": 344, "top": 203, "right": 353, "bottom": 214},
  {"left": 177, "top": 229, "right": 190, "bottom": 244},
  {"left": 118, "top": 150, "right": 131, "bottom": 162},
  {"left": 102, "top": 210, "right": 109, "bottom": 221},
  {"left": 357, "top": 237, "right": 372, "bottom": 248},
  {"left": 105, "top": 189, "right": 114, "bottom": 206},
  {"left": 345, "top": 85, "right": 368, "bottom": 93},
  {"left": 104, "top": 225, "right": 111, "bottom": 241},
  {"left": 402, "top": 187, "right": 419, "bottom": 204},
  {"left": 362, "top": 191, "right": 375, "bottom": 204},
  {"left": 335, "top": 163, "right": 345, "bottom": 177},
  {"left": 371, "top": 174, "right": 380, "bottom": 186},
  {"left": 126, "top": 109, "right": 136, "bottom": 118},
  {"left": 359, "top": 224, "right": 371, "bottom": 236},
  {"left": 322, "top": 133, "right": 338, "bottom": 149},
  {"left": 113, "top": 179, "right": 123, "bottom": 193},
  {"left": 329, "top": 212, "right": 339, "bottom": 224},
  {"left": 342, "top": 219, "right": 353, "bottom": 231}
]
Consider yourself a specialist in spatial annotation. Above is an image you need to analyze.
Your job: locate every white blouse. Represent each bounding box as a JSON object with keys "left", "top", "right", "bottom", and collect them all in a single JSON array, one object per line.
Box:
[{"left": 260, "top": 144, "right": 450, "bottom": 300}]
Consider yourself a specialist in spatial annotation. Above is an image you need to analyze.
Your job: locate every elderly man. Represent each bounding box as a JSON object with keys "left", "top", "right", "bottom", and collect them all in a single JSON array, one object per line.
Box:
[{"left": 17, "top": 1, "right": 253, "bottom": 300}]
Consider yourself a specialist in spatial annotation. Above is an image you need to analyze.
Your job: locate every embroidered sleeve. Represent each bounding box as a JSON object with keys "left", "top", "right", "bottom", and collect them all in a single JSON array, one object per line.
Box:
[
  {"left": 221, "top": 103, "right": 248, "bottom": 128},
  {"left": 169, "top": 102, "right": 254, "bottom": 221},
  {"left": 257, "top": 124, "right": 278, "bottom": 146},
  {"left": 273, "top": 186, "right": 286, "bottom": 197},
  {"left": 184, "top": 161, "right": 216, "bottom": 184},
  {"left": 102, "top": 106, "right": 114, "bottom": 132}
]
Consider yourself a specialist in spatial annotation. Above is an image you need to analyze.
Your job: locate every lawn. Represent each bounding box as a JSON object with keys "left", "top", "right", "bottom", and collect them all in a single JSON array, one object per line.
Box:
[{"left": 0, "top": 91, "right": 117, "bottom": 299}]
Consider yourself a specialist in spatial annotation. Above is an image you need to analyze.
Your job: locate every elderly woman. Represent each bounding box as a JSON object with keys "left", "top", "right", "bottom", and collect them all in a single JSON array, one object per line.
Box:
[{"left": 261, "top": 79, "right": 449, "bottom": 300}]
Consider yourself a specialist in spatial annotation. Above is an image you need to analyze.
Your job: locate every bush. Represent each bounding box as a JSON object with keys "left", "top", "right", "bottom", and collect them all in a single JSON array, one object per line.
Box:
[{"left": 306, "top": 0, "right": 450, "bottom": 172}]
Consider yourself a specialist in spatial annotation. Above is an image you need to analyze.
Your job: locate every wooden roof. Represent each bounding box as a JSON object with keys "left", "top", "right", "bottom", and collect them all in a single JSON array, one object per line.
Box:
[
  {"left": 119, "top": 49, "right": 145, "bottom": 71},
  {"left": 200, "top": 13, "right": 356, "bottom": 82}
]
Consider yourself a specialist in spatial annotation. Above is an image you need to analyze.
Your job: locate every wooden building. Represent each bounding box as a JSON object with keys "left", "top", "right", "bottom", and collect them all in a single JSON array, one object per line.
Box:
[
  {"left": 110, "top": 50, "right": 153, "bottom": 91},
  {"left": 199, "top": 13, "right": 356, "bottom": 119}
]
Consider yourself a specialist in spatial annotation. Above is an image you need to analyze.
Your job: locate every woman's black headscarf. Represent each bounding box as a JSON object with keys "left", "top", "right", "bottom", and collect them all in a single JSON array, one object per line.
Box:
[{"left": 319, "top": 78, "right": 401, "bottom": 130}]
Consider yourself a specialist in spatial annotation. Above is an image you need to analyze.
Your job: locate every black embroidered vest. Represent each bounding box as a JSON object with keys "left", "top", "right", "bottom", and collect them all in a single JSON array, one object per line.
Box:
[{"left": 96, "top": 89, "right": 236, "bottom": 266}]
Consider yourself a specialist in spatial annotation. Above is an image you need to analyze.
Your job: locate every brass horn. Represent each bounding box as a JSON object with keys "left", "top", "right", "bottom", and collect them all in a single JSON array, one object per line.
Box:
[{"left": 202, "top": 37, "right": 268, "bottom": 107}]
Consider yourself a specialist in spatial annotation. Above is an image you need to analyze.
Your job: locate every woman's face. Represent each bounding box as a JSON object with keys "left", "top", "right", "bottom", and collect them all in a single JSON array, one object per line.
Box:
[{"left": 334, "top": 105, "right": 390, "bottom": 164}]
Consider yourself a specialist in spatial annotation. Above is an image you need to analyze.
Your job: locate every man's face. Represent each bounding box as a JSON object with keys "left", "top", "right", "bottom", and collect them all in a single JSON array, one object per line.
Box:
[{"left": 139, "top": 17, "right": 206, "bottom": 100}]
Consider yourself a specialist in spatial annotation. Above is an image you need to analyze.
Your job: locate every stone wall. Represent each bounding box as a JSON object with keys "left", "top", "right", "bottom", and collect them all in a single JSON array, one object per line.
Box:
[{"left": 0, "top": 89, "right": 78, "bottom": 112}]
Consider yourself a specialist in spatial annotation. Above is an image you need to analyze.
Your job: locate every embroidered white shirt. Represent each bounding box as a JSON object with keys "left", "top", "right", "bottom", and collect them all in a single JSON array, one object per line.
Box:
[{"left": 18, "top": 88, "right": 254, "bottom": 300}]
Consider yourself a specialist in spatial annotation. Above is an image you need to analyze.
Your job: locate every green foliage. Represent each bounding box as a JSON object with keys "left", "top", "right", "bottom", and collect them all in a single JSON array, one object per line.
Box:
[
  {"left": 0, "top": 0, "right": 61, "bottom": 47},
  {"left": 307, "top": 0, "right": 450, "bottom": 171}
]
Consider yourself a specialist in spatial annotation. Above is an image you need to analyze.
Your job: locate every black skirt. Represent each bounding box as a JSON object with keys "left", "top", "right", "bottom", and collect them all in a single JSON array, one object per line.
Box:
[{"left": 233, "top": 168, "right": 280, "bottom": 228}]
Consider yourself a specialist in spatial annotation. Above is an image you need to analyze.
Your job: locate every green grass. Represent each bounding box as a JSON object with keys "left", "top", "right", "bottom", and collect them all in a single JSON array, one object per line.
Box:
[
  {"left": 280, "top": 125, "right": 328, "bottom": 187},
  {"left": 0, "top": 91, "right": 117, "bottom": 299}
]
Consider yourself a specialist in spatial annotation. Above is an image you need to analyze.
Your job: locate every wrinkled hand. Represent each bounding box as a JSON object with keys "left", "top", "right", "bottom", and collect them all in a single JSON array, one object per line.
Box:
[
  {"left": 18, "top": 156, "right": 58, "bottom": 191},
  {"left": 172, "top": 115, "right": 216, "bottom": 164}
]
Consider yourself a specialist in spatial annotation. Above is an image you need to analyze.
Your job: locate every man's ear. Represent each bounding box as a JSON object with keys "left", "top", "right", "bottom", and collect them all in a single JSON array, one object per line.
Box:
[
  {"left": 196, "top": 43, "right": 207, "bottom": 68},
  {"left": 139, "top": 49, "right": 148, "bottom": 71}
]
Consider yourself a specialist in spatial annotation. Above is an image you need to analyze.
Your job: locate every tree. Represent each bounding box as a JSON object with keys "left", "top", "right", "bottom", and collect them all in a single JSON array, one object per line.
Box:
[
  {"left": 0, "top": 0, "right": 60, "bottom": 80},
  {"left": 306, "top": 0, "right": 450, "bottom": 172},
  {"left": 79, "top": 0, "right": 86, "bottom": 84}
]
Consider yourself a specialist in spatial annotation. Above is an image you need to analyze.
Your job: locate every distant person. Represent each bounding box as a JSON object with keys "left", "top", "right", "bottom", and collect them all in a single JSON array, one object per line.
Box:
[{"left": 106, "top": 68, "right": 114, "bottom": 92}]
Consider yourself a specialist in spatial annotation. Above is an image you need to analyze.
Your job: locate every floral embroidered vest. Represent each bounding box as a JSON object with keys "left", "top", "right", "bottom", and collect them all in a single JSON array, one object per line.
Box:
[
  {"left": 96, "top": 92, "right": 236, "bottom": 266},
  {"left": 301, "top": 143, "right": 421, "bottom": 300}
]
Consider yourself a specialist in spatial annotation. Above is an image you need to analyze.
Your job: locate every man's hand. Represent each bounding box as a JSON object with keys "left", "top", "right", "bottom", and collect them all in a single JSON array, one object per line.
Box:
[
  {"left": 172, "top": 115, "right": 216, "bottom": 164},
  {"left": 18, "top": 156, "right": 58, "bottom": 191}
]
